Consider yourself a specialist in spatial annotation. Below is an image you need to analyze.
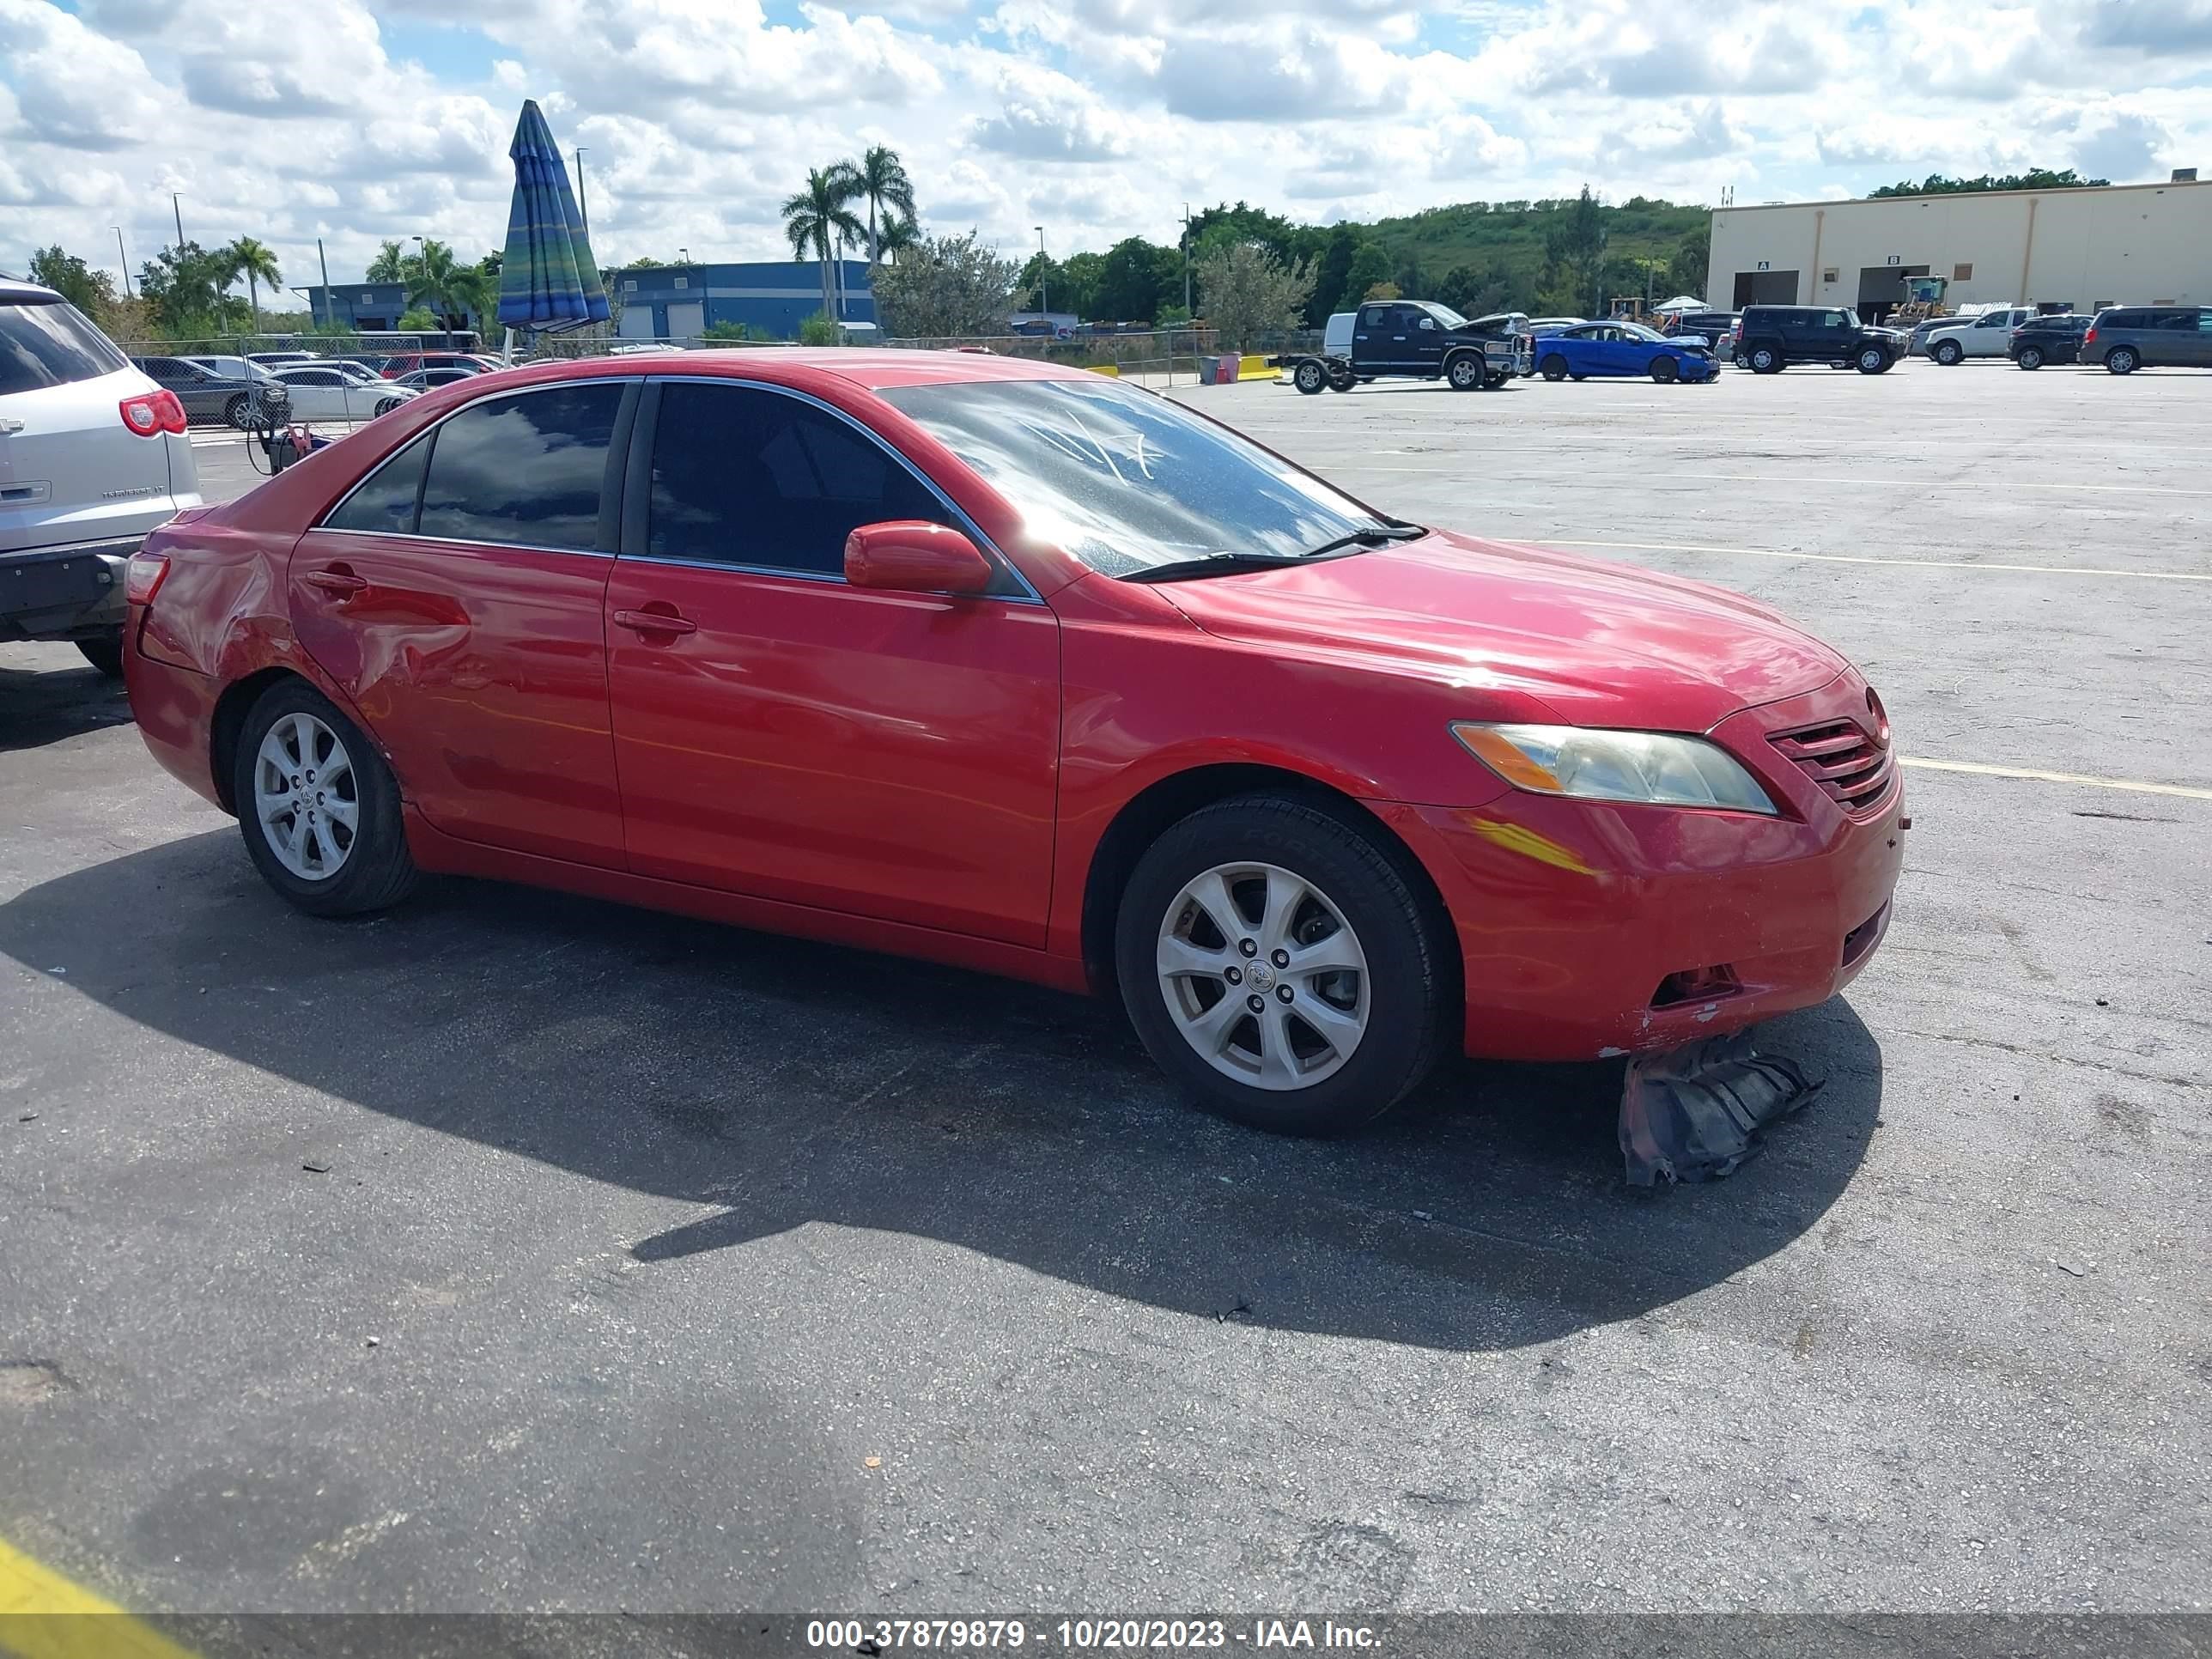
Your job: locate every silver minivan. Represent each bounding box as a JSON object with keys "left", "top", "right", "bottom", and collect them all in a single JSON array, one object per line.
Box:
[{"left": 1, "top": 279, "right": 201, "bottom": 675}]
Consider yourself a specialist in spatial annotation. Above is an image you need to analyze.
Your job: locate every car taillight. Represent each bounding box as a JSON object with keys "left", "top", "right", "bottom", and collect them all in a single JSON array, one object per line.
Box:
[
  {"left": 125, "top": 550, "right": 170, "bottom": 605},
  {"left": 2083, "top": 324, "right": 2099, "bottom": 343},
  {"left": 119, "top": 389, "right": 186, "bottom": 436}
]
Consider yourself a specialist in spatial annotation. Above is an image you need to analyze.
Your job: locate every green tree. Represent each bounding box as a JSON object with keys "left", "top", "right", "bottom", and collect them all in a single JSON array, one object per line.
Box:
[
  {"left": 796, "top": 310, "right": 843, "bottom": 345},
  {"left": 137, "top": 241, "right": 244, "bottom": 337},
  {"left": 1094, "top": 236, "right": 1170, "bottom": 322},
  {"left": 27, "top": 246, "right": 114, "bottom": 315},
  {"left": 702, "top": 320, "right": 776, "bottom": 342},
  {"left": 1194, "top": 240, "right": 1315, "bottom": 351},
  {"left": 1667, "top": 231, "right": 1710, "bottom": 303},
  {"left": 845, "top": 145, "right": 917, "bottom": 264},
  {"left": 1869, "top": 167, "right": 2106, "bottom": 198},
  {"left": 1341, "top": 241, "right": 1393, "bottom": 303},
  {"left": 1540, "top": 185, "right": 1607, "bottom": 314},
  {"left": 870, "top": 229, "right": 1019, "bottom": 339},
  {"left": 877, "top": 215, "right": 921, "bottom": 265},
  {"left": 1306, "top": 224, "right": 1361, "bottom": 324},
  {"left": 220, "top": 236, "right": 282, "bottom": 334},
  {"left": 404, "top": 240, "right": 471, "bottom": 329},
  {"left": 366, "top": 240, "right": 408, "bottom": 283},
  {"left": 397, "top": 306, "right": 441, "bottom": 331},
  {"left": 781, "top": 166, "right": 866, "bottom": 327}
]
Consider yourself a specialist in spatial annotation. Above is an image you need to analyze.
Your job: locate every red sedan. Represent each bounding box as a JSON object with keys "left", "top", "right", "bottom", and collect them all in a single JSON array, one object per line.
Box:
[{"left": 123, "top": 351, "right": 1902, "bottom": 1135}]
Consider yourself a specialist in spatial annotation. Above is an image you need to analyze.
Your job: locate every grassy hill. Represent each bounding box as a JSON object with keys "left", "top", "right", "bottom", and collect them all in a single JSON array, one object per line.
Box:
[{"left": 1364, "top": 196, "right": 1711, "bottom": 306}]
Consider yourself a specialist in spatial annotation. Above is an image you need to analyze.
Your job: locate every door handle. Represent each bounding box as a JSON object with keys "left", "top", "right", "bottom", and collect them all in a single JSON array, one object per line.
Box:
[
  {"left": 303, "top": 568, "right": 368, "bottom": 598},
  {"left": 613, "top": 607, "right": 697, "bottom": 637}
]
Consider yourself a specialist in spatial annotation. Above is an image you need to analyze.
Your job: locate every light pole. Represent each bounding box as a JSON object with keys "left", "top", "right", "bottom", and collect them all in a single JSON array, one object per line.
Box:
[
  {"left": 575, "top": 149, "right": 590, "bottom": 241},
  {"left": 1035, "top": 227, "right": 1047, "bottom": 316},
  {"left": 113, "top": 227, "right": 132, "bottom": 299},
  {"left": 170, "top": 192, "right": 184, "bottom": 252},
  {"left": 678, "top": 246, "right": 690, "bottom": 264},
  {"left": 1182, "top": 203, "right": 1192, "bottom": 315}
]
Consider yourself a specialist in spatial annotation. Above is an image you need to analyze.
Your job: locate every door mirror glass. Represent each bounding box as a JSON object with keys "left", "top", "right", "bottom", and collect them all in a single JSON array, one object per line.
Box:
[
  {"left": 845, "top": 520, "right": 994, "bottom": 595},
  {"left": 1417, "top": 318, "right": 1435, "bottom": 331}
]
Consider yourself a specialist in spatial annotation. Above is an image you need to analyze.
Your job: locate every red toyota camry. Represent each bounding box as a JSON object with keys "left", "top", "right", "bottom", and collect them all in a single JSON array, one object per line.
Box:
[{"left": 124, "top": 350, "right": 1901, "bottom": 1135}]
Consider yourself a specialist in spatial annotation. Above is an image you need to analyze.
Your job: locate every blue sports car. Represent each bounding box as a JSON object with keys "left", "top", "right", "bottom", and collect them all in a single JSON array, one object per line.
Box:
[{"left": 1534, "top": 321, "right": 1717, "bottom": 383}]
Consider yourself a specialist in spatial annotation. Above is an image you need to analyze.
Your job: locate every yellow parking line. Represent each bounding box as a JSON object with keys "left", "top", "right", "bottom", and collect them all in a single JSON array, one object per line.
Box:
[
  {"left": 1537, "top": 538, "right": 2212, "bottom": 581},
  {"left": 0, "top": 1536, "right": 197, "bottom": 1659},
  {"left": 1900, "top": 757, "right": 2212, "bottom": 800}
]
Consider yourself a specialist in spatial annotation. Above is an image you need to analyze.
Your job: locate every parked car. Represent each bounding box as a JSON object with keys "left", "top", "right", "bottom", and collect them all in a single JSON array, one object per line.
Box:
[
  {"left": 180, "top": 355, "right": 287, "bottom": 384},
  {"left": 1922, "top": 306, "right": 2036, "bottom": 364},
  {"left": 1527, "top": 316, "right": 1585, "bottom": 335},
  {"left": 1662, "top": 311, "right": 1737, "bottom": 349},
  {"left": 123, "top": 352, "right": 1903, "bottom": 1135},
  {"left": 266, "top": 364, "right": 420, "bottom": 421},
  {"left": 1273, "top": 301, "right": 1530, "bottom": 393},
  {"left": 2008, "top": 314, "right": 2093, "bottom": 369},
  {"left": 1533, "top": 320, "right": 1717, "bottom": 383},
  {"left": 376, "top": 353, "right": 489, "bottom": 380},
  {"left": 246, "top": 351, "right": 318, "bottom": 368},
  {"left": 1, "top": 279, "right": 201, "bottom": 675},
  {"left": 2082, "top": 306, "right": 2212, "bottom": 374},
  {"left": 1736, "top": 306, "right": 1903, "bottom": 374},
  {"left": 391, "top": 368, "right": 481, "bottom": 391},
  {"left": 131, "top": 355, "right": 290, "bottom": 428}
]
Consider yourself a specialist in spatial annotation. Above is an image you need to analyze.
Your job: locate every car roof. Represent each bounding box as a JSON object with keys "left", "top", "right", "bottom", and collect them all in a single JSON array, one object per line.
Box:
[
  {"left": 470, "top": 348, "right": 1105, "bottom": 394},
  {"left": 0, "top": 278, "right": 64, "bottom": 304}
]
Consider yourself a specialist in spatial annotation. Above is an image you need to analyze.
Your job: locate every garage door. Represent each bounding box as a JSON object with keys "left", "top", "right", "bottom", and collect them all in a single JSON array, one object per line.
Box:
[
  {"left": 617, "top": 305, "right": 654, "bottom": 340},
  {"left": 667, "top": 302, "right": 705, "bottom": 341},
  {"left": 1732, "top": 270, "right": 1800, "bottom": 307}
]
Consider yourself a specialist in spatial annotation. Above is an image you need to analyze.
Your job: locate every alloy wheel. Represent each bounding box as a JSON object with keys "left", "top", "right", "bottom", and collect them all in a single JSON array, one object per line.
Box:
[
  {"left": 253, "top": 712, "right": 358, "bottom": 881},
  {"left": 1155, "top": 861, "right": 1369, "bottom": 1091}
]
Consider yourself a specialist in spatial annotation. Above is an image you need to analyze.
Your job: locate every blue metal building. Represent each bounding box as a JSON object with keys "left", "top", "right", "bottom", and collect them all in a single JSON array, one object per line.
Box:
[
  {"left": 299, "top": 281, "right": 417, "bottom": 332},
  {"left": 608, "top": 260, "right": 875, "bottom": 340}
]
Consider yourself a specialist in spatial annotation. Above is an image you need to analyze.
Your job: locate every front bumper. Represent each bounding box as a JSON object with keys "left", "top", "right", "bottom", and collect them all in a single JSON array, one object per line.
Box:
[{"left": 0, "top": 538, "right": 137, "bottom": 641}]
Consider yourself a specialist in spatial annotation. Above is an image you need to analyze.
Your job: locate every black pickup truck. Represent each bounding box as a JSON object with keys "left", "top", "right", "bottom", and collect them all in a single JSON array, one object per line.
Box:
[{"left": 1272, "top": 301, "right": 1534, "bottom": 394}]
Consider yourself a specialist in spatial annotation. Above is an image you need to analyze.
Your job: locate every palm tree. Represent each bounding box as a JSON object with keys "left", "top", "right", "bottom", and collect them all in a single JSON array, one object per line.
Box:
[
  {"left": 848, "top": 145, "right": 916, "bottom": 264},
  {"left": 405, "top": 240, "right": 470, "bottom": 331},
  {"left": 876, "top": 215, "right": 921, "bottom": 266},
  {"left": 781, "top": 167, "right": 866, "bottom": 325},
  {"left": 366, "top": 240, "right": 407, "bottom": 283},
  {"left": 222, "top": 236, "right": 282, "bottom": 334},
  {"left": 449, "top": 264, "right": 499, "bottom": 342}
]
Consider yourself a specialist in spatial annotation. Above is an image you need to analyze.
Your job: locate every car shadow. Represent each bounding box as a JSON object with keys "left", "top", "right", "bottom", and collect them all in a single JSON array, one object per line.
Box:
[
  {"left": 0, "top": 830, "right": 1883, "bottom": 1352},
  {"left": 0, "top": 653, "right": 134, "bottom": 753}
]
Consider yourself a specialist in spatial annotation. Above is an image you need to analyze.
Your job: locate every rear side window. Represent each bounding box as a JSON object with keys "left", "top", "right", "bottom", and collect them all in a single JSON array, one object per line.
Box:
[
  {"left": 416, "top": 384, "right": 624, "bottom": 551},
  {"left": 2151, "top": 308, "right": 2196, "bottom": 332},
  {"left": 325, "top": 434, "right": 431, "bottom": 535},
  {"left": 647, "top": 381, "right": 951, "bottom": 576},
  {"left": 0, "top": 300, "right": 129, "bottom": 395}
]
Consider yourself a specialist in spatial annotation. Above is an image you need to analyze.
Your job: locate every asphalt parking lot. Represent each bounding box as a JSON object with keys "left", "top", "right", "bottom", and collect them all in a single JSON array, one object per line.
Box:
[{"left": 2, "top": 362, "right": 2207, "bottom": 1636}]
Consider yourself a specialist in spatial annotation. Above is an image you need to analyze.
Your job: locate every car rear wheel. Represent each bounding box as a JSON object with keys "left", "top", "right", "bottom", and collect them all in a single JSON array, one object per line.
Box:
[
  {"left": 1293, "top": 362, "right": 1327, "bottom": 395},
  {"left": 76, "top": 636, "right": 125, "bottom": 678},
  {"left": 2016, "top": 346, "right": 2044, "bottom": 370},
  {"left": 1650, "top": 356, "right": 1678, "bottom": 383},
  {"left": 232, "top": 680, "right": 417, "bottom": 918},
  {"left": 1748, "top": 344, "right": 1782, "bottom": 374},
  {"left": 1446, "top": 354, "right": 1484, "bottom": 391},
  {"left": 1934, "top": 339, "right": 1963, "bottom": 366},
  {"left": 1856, "top": 345, "right": 1889, "bottom": 374},
  {"left": 2106, "top": 346, "right": 2139, "bottom": 374},
  {"left": 1115, "top": 796, "right": 1449, "bottom": 1136},
  {"left": 1539, "top": 354, "right": 1568, "bottom": 381}
]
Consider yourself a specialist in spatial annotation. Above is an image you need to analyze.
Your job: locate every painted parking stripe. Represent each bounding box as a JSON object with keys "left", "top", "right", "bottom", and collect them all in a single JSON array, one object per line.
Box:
[
  {"left": 1534, "top": 538, "right": 2212, "bottom": 582},
  {"left": 1900, "top": 757, "right": 2212, "bottom": 800},
  {"left": 0, "top": 1534, "right": 198, "bottom": 1659}
]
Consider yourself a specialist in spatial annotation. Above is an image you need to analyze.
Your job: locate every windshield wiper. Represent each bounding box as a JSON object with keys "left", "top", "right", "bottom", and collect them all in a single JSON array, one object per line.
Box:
[
  {"left": 1300, "top": 524, "right": 1426, "bottom": 558},
  {"left": 1122, "top": 552, "right": 1315, "bottom": 583}
]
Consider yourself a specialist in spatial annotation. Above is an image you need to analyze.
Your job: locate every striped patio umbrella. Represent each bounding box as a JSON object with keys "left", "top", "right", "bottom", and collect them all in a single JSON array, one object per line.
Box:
[{"left": 496, "top": 100, "right": 609, "bottom": 340}]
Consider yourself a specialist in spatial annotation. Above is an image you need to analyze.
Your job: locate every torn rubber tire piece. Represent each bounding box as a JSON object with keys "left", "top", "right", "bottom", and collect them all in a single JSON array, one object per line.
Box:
[{"left": 1619, "top": 1031, "right": 1824, "bottom": 1186}]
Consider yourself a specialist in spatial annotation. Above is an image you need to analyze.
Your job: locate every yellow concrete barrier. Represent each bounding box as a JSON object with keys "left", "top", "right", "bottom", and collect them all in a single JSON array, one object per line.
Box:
[
  {"left": 1238, "top": 354, "right": 1275, "bottom": 380},
  {"left": 1088, "top": 363, "right": 1120, "bottom": 377}
]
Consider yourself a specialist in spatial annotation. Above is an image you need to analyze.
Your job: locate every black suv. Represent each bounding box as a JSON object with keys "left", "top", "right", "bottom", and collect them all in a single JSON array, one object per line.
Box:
[
  {"left": 2008, "top": 314, "right": 2091, "bottom": 370},
  {"left": 1736, "top": 305, "right": 1904, "bottom": 374}
]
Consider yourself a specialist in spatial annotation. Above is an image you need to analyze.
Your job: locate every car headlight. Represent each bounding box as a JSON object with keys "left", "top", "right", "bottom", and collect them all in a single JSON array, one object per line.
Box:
[{"left": 1451, "top": 723, "right": 1778, "bottom": 815}]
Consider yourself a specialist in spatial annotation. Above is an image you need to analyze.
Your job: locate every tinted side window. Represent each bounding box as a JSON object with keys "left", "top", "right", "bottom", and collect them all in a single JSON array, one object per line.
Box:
[
  {"left": 2153, "top": 308, "right": 2196, "bottom": 332},
  {"left": 416, "top": 384, "right": 623, "bottom": 551},
  {"left": 326, "top": 434, "right": 431, "bottom": 535},
  {"left": 647, "top": 382, "right": 952, "bottom": 576},
  {"left": 0, "top": 299, "right": 129, "bottom": 394}
]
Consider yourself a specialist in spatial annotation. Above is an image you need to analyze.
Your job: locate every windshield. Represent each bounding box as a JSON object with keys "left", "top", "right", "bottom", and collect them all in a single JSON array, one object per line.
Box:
[
  {"left": 0, "top": 298, "right": 128, "bottom": 395},
  {"left": 1620, "top": 322, "right": 1665, "bottom": 342},
  {"left": 1419, "top": 302, "right": 1470, "bottom": 330},
  {"left": 877, "top": 376, "right": 1399, "bottom": 576}
]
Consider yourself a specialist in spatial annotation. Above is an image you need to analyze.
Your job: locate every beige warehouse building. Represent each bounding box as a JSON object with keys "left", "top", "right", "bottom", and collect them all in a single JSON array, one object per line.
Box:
[{"left": 1706, "top": 176, "right": 2210, "bottom": 320}]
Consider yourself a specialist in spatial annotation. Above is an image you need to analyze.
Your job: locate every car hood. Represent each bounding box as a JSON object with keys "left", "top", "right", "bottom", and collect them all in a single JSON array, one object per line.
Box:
[{"left": 1153, "top": 530, "right": 1845, "bottom": 730}]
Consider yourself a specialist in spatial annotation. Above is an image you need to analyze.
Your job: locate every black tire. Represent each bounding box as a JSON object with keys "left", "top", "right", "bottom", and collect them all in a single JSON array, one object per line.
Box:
[
  {"left": 222, "top": 392, "right": 252, "bottom": 428},
  {"left": 1292, "top": 361, "right": 1327, "bottom": 395},
  {"left": 76, "top": 635, "right": 125, "bottom": 678},
  {"left": 1539, "top": 354, "right": 1568, "bottom": 382},
  {"left": 1747, "top": 343, "right": 1782, "bottom": 374},
  {"left": 1856, "top": 345, "right": 1889, "bottom": 374},
  {"left": 231, "top": 679, "right": 417, "bottom": 919},
  {"left": 2015, "top": 346, "right": 2043, "bottom": 371},
  {"left": 2106, "top": 346, "right": 2139, "bottom": 375},
  {"left": 1569, "top": 372, "right": 1587, "bottom": 380},
  {"left": 1733, "top": 351, "right": 1751, "bottom": 369},
  {"left": 374, "top": 397, "right": 404, "bottom": 416},
  {"left": 1482, "top": 371, "right": 1508, "bottom": 389},
  {"left": 1115, "top": 795, "right": 1451, "bottom": 1136},
  {"left": 1446, "top": 353, "right": 1484, "bottom": 391},
  {"left": 1650, "top": 356, "right": 1678, "bottom": 383},
  {"left": 1328, "top": 372, "right": 1356, "bottom": 392},
  {"left": 1934, "top": 339, "right": 1963, "bottom": 366}
]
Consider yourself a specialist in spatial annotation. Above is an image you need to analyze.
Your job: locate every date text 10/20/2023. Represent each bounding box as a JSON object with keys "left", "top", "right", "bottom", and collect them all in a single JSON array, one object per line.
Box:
[{"left": 805, "top": 1620, "right": 1383, "bottom": 1650}]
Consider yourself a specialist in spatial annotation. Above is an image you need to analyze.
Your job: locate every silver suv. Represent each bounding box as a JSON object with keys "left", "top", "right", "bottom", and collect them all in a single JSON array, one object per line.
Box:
[{"left": 2, "top": 279, "right": 202, "bottom": 676}]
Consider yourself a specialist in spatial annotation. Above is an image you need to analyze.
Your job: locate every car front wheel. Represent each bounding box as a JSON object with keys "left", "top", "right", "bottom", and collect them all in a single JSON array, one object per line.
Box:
[
  {"left": 232, "top": 679, "right": 418, "bottom": 918},
  {"left": 1539, "top": 354, "right": 1568, "bottom": 381},
  {"left": 1446, "top": 355, "right": 1484, "bottom": 390},
  {"left": 1856, "top": 346, "right": 1889, "bottom": 374},
  {"left": 1934, "top": 340, "right": 1963, "bottom": 366},
  {"left": 1650, "top": 356, "right": 1679, "bottom": 382},
  {"left": 1115, "top": 796, "right": 1450, "bottom": 1135}
]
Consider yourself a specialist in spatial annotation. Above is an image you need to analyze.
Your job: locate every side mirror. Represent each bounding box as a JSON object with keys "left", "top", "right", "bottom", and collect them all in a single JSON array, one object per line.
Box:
[{"left": 844, "top": 520, "right": 994, "bottom": 596}]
